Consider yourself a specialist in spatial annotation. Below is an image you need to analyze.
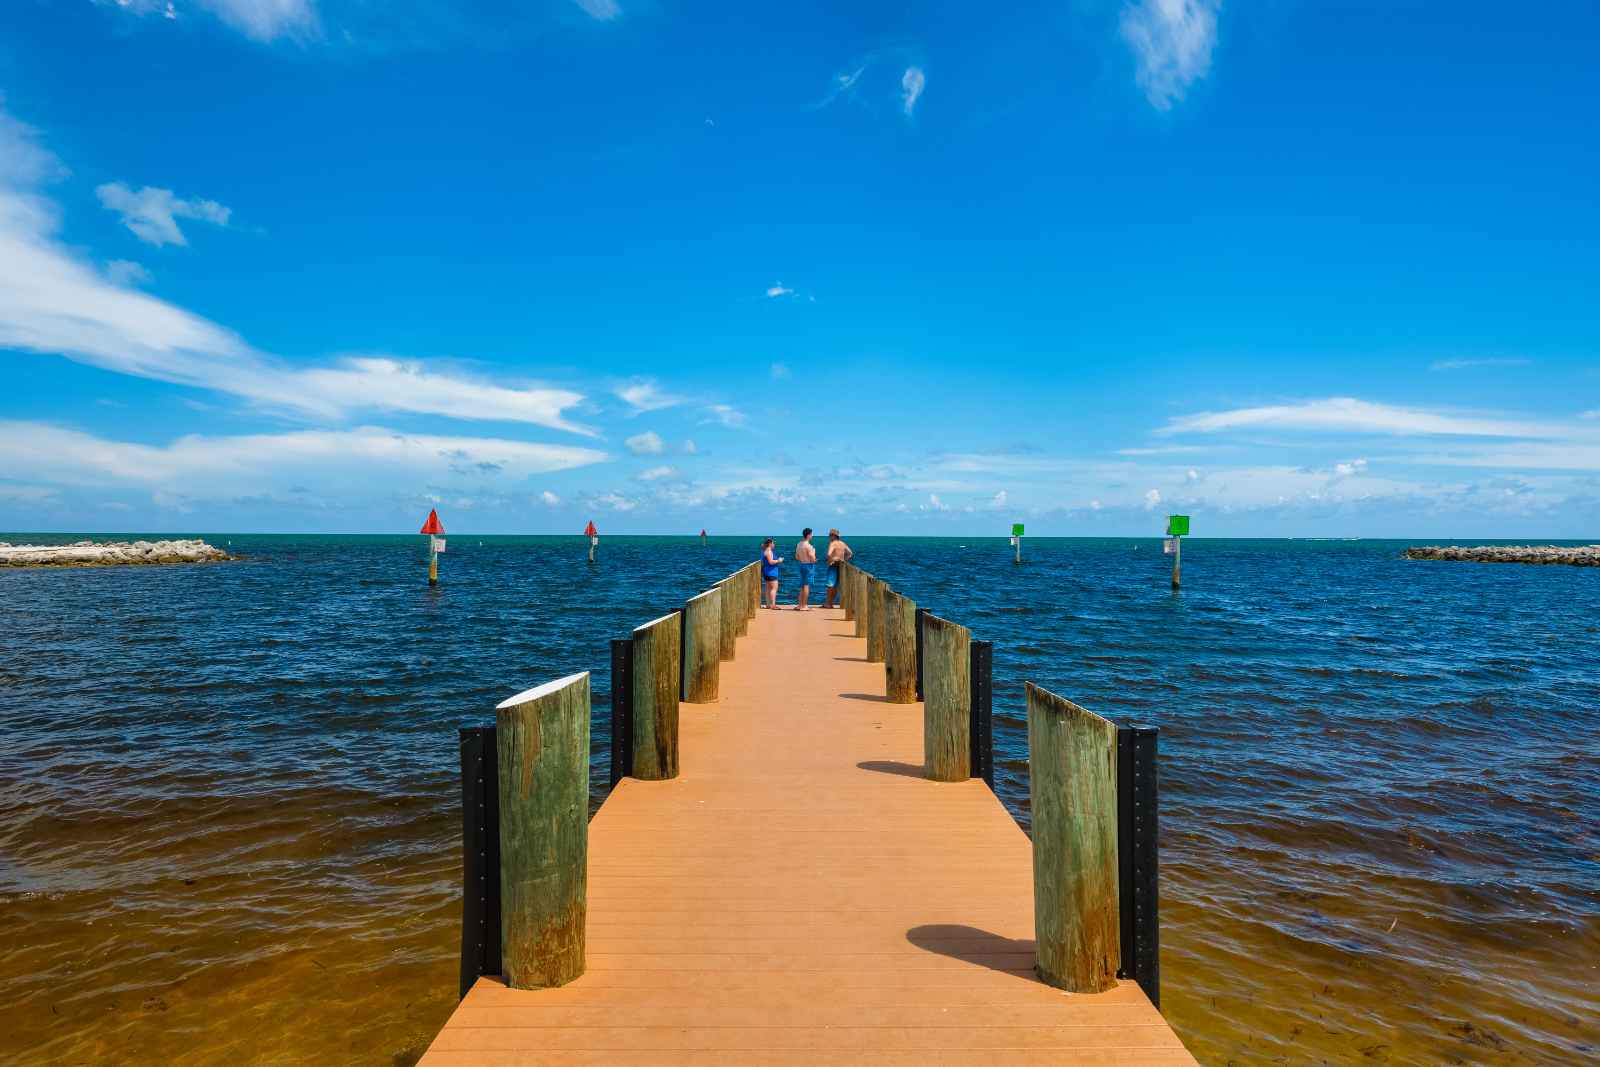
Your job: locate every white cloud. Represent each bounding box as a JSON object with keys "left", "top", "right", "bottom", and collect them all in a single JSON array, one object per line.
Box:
[
  {"left": 1158, "top": 398, "right": 1561, "bottom": 439},
  {"left": 1089, "top": 499, "right": 1102, "bottom": 511},
  {"left": 901, "top": 67, "right": 926, "bottom": 116},
  {"left": 770, "top": 361, "right": 791, "bottom": 379},
  {"left": 765, "top": 283, "right": 795, "bottom": 298},
  {"left": 571, "top": 0, "right": 620, "bottom": 19},
  {"left": 991, "top": 489, "right": 1008, "bottom": 509},
  {"left": 636, "top": 465, "right": 677, "bottom": 482},
  {"left": 105, "top": 0, "right": 319, "bottom": 41},
  {"left": 701, "top": 404, "right": 748, "bottom": 429},
  {"left": 1144, "top": 488, "right": 1162, "bottom": 509},
  {"left": 592, "top": 492, "right": 637, "bottom": 512},
  {"left": 96, "top": 182, "right": 232, "bottom": 247},
  {"left": 1185, "top": 468, "right": 1199, "bottom": 482},
  {"left": 614, "top": 377, "right": 685, "bottom": 414},
  {"left": 1120, "top": 0, "right": 1220, "bottom": 111},
  {"left": 0, "top": 420, "right": 607, "bottom": 496},
  {"left": 925, "top": 493, "right": 948, "bottom": 511},
  {"left": 540, "top": 490, "right": 562, "bottom": 506},
  {"left": 1582, "top": 410, "right": 1600, "bottom": 421},
  {"left": 0, "top": 107, "right": 592, "bottom": 436},
  {"left": 1429, "top": 358, "right": 1532, "bottom": 371},
  {"left": 625, "top": 430, "right": 664, "bottom": 455},
  {"left": 105, "top": 259, "right": 152, "bottom": 286},
  {"left": 682, "top": 438, "right": 698, "bottom": 454},
  {"left": 1331, "top": 458, "right": 1368, "bottom": 479}
]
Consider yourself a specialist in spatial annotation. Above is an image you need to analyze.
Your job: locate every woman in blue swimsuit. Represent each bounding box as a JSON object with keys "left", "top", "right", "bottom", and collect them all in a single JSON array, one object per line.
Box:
[{"left": 759, "top": 537, "right": 783, "bottom": 609}]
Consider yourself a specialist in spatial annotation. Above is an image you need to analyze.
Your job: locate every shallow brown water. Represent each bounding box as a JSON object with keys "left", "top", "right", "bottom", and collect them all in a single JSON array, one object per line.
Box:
[{"left": 3, "top": 535, "right": 1596, "bottom": 1064}]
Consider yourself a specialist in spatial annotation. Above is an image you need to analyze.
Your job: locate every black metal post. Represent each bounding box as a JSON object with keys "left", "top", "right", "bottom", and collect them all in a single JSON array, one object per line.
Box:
[
  {"left": 1116, "top": 724, "right": 1160, "bottom": 1008},
  {"left": 458, "top": 726, "right": 501, "bottom": 1000},
  {"left": 609, "top": 637, "right": 634, "bottom": 791},
  {"left": 914, "top": 607, "right": 927, "bottom": 701},
  {"left": 968, "top": 640, "right": 993, "bottom": 788}
]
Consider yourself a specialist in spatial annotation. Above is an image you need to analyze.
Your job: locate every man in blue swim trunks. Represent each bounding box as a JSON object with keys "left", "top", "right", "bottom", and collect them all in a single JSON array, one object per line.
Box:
[
  {"left": 824, "top": 528, "right": 852, "bottom": 609},
  {"left": 793, "top": 528, "right": 817, "bottom": 611}
]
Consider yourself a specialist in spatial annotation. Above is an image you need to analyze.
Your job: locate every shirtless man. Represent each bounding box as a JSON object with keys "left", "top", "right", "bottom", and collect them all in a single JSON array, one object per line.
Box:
[
  {"left": 793, "top": 528, "right": 818, "bottom": 611},
  {"left": 824, "top": 528, "right": 852, "bottom": 609}
]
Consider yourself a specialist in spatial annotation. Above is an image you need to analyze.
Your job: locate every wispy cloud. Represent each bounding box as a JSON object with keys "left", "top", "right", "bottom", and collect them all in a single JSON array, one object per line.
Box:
[
  {"left": 817, "top": 64, "right": 869, "bottom": 109},
  {"left": 701, "top": 403, "right": 748, "bottom": 429},
  {"left": 96, "top": 182, "right": 231, "bottom": 247},
  {"left": 540, "top": 490, "right": 562, "bottom": 506},
  {"left": 765, "top": 282, "right": 795, "bottom": 298},
  {"left": 1428, "top": 358, "right": 1533, "bottom": 371},
  {"left": 614, "top": 377, "right": 686, "bottom": 414},
  {"left": 625, "top": 430, "right": 664, "bottom": 455},
  {"left": 105, "top": 259, "right": 152, "bottom": 286},
  {"left": 635, "top": 465, "right": 677, "bottom": 482},
  {"left": 100, "top": 0, "right": 320, "bottom": 42},
  {"left": 571, "top": 0, "right": 621, "bottom": 20},
  {"left": 0, "top": 103, "right": 592, "bottom": 435},
  {"left": 769, "top": 362, "right": 791, "bottom": 380},
  {"left": 1120, "top": 0, "right": 1220, "bottom": 111},
  {"left": 0, "top": 420, "right": 606, "bottom": 496},
  {"left": 901, "top": 67, "right": 926, "bottom": 116},
  {"left": 1157, "top": 398, "right": 1562, "bottom": 439}
]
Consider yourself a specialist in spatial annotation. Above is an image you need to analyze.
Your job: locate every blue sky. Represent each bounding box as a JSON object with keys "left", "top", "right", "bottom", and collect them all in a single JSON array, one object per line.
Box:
[{"left": 1, "top": 0, "right": 1597, "bottom": 535}]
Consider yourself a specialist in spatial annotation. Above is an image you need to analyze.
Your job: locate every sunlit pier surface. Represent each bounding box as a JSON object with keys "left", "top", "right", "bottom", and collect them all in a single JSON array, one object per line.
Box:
[{"left": 422, "top": 567, "right": 1194, "bottom": 1066}]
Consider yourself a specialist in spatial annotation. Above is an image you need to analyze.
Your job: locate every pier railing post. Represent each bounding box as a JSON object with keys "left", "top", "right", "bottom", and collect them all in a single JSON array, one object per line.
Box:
[
  {"left": 1117, "top": 724, "right": 1161, "bottom": 1008},
  {"left": 683, "top": 588, "right": 721, "bottom": 703},
  {"left": 716, "top": 579, "right": 738, "bottom": 662},
  {"left": 496, "top": 672, "right": 590, "bottom": 989},
  {"left": 1027, "top": 682, "right": 1120, "bottom": 993},
  {"left": 842, "top": 563, "right": 855, "bottom": 621},
  {"left": 921, "top": 613, "right": 971, "bottom": 781},
  {"left": 866, "top": 577, "right": 888, "bottom": 663},
  {"left": 608, "top": 638, "right": 634, "bottom": 790},
  {"left": 914, "top": 607, "right": 927, "bottom": 700},
  {"left": 458, "top": 726, "right": 502, "bottom": 1000},
  {"left": 631, "top": 612, "right": 681, "bottom": 779},
  {"left": 883, "top": 590, "right": 917, "bottom": 703},
  {"left": 969, "top": 640, "right": 993, "bottom": 788}
]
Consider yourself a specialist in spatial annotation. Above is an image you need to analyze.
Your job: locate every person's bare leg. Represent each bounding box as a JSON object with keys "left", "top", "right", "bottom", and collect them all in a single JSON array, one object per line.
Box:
[{"left": 797, "top": 582, "right": 809, "bottom": 610}]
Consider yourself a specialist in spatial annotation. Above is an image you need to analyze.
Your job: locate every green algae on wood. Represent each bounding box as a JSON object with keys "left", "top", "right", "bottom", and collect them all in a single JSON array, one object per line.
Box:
[
  {"left": 495, "top": 671, "right": 590, "bottom": 989},
  {"left": 1026, "top": 682, "right": 1120, "bottom": 994}
]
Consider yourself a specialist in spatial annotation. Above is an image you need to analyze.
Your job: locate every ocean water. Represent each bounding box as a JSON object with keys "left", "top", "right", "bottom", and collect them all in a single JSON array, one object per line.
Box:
[{"left": 1, "top": 534, "right": 1596, "bottom": 1065}]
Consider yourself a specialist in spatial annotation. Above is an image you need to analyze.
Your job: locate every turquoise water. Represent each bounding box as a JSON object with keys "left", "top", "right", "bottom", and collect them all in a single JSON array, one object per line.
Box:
[{"left": 2, "top": 534, "right": 1597, "bottom": 1064}]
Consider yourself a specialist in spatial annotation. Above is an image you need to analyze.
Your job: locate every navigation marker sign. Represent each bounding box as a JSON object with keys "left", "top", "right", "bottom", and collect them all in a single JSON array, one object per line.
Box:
[
  {"left": 419, "top": 509, "right": 445, "bottom": 585},
  {"left": 1165, "top": 514, "right": 1188, "bottom": 589},
  {"left": 1166, "top": 515, "right": 1189, "bottom": 537},
  {"left": 1010, "top": 522, "right": 1024, "bottom": 564},
  {"left": 585, "top": 520, "right": 599, "bottom": 563}
]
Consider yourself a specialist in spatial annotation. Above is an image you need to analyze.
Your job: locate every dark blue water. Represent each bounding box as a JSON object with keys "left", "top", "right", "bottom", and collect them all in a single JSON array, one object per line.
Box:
[{"left": 3, "top": 535, "right": 1597, "bottom": 1065}]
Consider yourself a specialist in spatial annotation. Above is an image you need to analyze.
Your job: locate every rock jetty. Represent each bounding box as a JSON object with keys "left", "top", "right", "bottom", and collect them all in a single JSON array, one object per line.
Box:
[
  {"left": 0, "top": 539, "right": 235, "bottom": 568},
  {"left": 1404, "top": 544, "right": 1600, "bottom": 567}
]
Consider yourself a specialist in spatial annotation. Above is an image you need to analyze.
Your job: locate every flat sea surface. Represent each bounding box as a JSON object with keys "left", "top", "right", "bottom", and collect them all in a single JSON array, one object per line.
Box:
[{"left": 2, "top": 534, "right": 1596, "bottom": 1065}]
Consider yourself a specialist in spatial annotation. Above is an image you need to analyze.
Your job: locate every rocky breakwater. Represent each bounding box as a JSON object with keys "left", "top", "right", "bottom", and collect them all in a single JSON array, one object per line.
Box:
[
  {"left": 0, "top": 539, "right": 236, "bottom": 568},
  {"left": 1404, "top": 544, "right": 1600, "bottom": 567}
]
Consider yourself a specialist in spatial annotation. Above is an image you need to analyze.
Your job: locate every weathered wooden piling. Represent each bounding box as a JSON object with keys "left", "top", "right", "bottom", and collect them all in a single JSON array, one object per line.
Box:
[
  {"left": 866, "top": 577, "right": 888, "bottom": 663},
  {"left": 921, "top": 613, "right": 971, "bottom": 781},
  {"left": 1027, "top": 682, "right": 1120, "bottom": 994},
  {"left": 631, "top": 613, "right": 680, "bottom": 779},
  {"left": 882, "top": 588, "right": 917, "bottom": 703},
  {"left": 494, "top": 671, "right": 590, "bottom": 989},
  {"left": 852, "top": 568, "right": 870, "bottom": 638},
  {"left": 682, "top": 588, "right": 721, "bottom": 703},
  {"left": 841, "top": 563, "right": 855, "bottom": 621},
  {"left": 716, "top": 579, "right": 738, "bottom": 661},
  {"left": 735, "top": 565, "right": 752, "bottom": 636}
]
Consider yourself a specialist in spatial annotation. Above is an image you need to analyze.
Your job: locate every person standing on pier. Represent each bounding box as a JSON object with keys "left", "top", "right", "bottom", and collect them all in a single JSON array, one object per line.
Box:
[
  {"left": 824, "top": 528, "right": 852, "bottom": 609},
  {"left": 793, "top": 528, "right": 817, "bottom": 611},
  {"left": 760, "top": 537, "right": 783, "bottom": 609}
]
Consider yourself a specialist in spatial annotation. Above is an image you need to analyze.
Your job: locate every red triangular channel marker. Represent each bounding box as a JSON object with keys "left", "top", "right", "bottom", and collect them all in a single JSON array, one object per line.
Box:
[
  {"left": 420, "top": 509, "right": 445, "bottom": 535},
  {"left": 584, "top": 521, "right": 598, "bottom": 537}
]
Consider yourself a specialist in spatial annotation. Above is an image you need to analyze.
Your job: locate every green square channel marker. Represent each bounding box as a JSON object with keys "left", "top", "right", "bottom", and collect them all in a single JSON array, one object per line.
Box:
[
  {"left": 1167, "top": 514, "right": 1190, "bottom": 536},
  {"left": 1011, "top": 523, "right": 1025, "bottom": 537}
]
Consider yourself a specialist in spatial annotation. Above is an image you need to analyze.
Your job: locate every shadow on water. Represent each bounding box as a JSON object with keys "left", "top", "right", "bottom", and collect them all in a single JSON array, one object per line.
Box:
[
  {"left": 856, "top": 760, "right": 924, "bottom": 778},
  {"left": 906, "top": 923, "right": 1038, "bottom": 975}
]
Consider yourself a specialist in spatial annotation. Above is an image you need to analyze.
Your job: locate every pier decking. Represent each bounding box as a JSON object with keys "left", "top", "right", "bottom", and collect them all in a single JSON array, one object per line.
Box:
[{"left": 421, "top": 604, "right": 1194, "bottom": 1065}]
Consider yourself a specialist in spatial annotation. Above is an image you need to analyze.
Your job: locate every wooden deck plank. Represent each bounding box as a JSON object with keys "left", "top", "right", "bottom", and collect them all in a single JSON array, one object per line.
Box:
[{"left": 420, "top": 605, "right": 1196, "bottom": 1065}]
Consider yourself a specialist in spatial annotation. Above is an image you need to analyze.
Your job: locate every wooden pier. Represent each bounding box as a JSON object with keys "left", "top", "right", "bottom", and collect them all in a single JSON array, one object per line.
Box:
[{"left": 425, "top": 564, "right": 1193, "bottom": 1065}]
